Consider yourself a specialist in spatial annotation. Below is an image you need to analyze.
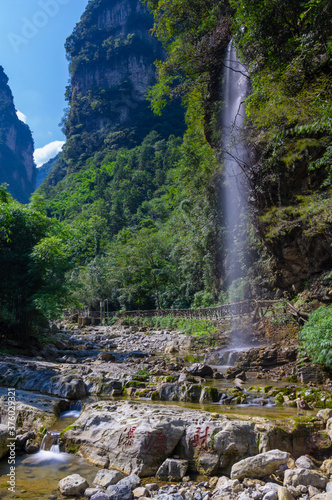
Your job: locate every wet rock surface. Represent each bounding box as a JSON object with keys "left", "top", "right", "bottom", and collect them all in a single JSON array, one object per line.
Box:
[{"left": 61, "top": 399, "right": 332, "bottom": 478}]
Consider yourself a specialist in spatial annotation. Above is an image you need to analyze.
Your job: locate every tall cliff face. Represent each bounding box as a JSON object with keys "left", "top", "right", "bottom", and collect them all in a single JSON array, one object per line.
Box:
[
  {"left": 62, "top": 0, "right": 183, "bottom": 171},
  {"left": 0, "top": 67, "right": 35, "bottom": 203}
]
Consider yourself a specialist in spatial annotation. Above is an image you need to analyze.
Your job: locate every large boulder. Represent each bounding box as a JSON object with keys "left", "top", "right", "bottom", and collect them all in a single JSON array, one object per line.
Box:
[
  {"left": 231, "top": 449, "right": 290, "bottom": 480},
  {"left": 0, "top": 360, "right": 87, "bottom": 399},
  {"left": 186, "top": 364, "right": 214, "bottom": 378},
  {"left": 64, "top": 402, "right": 187, "bottom": 476},
  {"left": 115, "top": 474, "right": 141, "bottom": 490},
  {"left": 283, "top": 468, "right": 328, "bottom": 489},
  {"left": 63, "top": 401, "right": 264, "bottom": 477},
  {"left": 93, "top": 469, "right": 125, "bottom": 488},
  {"left": 58, "top": 474, "right": 89, "bottom": 497}
]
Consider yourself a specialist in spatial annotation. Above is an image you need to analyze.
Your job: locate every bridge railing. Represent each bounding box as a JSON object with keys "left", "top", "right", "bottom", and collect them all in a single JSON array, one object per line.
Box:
[{"left": 65, "top": 299, "right": 284, "bottom": 323}]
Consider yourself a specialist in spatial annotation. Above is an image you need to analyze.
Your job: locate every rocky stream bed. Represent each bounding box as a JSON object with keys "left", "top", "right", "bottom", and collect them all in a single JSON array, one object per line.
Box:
[{"left": 1, "top": 322, "right": 332, "bottom": 499}]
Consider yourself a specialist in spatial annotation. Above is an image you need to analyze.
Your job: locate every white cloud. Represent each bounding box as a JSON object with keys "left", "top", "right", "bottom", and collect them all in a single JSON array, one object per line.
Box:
[
  {"left": 34, "top": 140, "right": 65, "bottom": 168},
  {"left": 16, "top": 110, "right": 27, "bottom": 123}
]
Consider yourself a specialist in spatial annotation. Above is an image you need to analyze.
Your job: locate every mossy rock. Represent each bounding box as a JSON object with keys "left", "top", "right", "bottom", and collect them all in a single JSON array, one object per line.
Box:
[
  {"left": 185, "top": 385, "right": 202, "bottom": 403},
  {"left": 151, "top": 391, "right": 160, "bottom": 401},
  {"left": 133, "top": 375, "right": 149, "bottom": 382},
  {"left": 68, "top": 445, "right": 79, "bottom": 454},
  {"left": 136, "top": 389, "right": 150, "bottom": 397},
  {"left": 60, "top": 425, "right": 74, "bottom": 437},
  {"left": 275, "top": 393, "right": 285, "bottom": 404},
  {"left": 200, "top": 386, "right": 219, "bottom": 403},
  {"left": 125, "top": 381, "right": 146, "bottom": 388}
]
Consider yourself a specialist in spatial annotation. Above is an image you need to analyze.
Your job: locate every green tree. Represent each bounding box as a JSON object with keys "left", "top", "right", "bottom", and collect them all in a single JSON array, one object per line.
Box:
[
  {"left": 300, "top": 305, "right": 332, "bottom": 365},
  {"left": 0, "top": 189, "right": 74, "bottom": 344}
]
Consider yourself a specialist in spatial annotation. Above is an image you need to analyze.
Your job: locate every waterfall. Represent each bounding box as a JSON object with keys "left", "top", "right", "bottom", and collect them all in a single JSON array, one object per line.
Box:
[
  {"left": 221, "top": 41, "right": 250, "bottom": 296},
  {"left": 27, "top": 431, "right": 69, "bottom": 464},
  {"left": 40, "top": 431, "right": 60, "bottom": 453}
]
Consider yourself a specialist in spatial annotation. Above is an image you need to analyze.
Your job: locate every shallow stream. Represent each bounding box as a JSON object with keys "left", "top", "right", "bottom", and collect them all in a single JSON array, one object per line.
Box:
[
  {"left": 0, "top": 411, "right": 99, "bottom": 500},
  {"left": 0, "top": 378, "right": 317, "bottom": 500}
]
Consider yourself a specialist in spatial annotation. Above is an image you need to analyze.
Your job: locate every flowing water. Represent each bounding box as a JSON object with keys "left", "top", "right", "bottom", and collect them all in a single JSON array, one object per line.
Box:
[
  {"left": 0, "top": 390, "right": 315, "bottom": 499},
  {"left": 0, "top": 407, "right": 98, "bottom": 499},
  {"left": 205, "top": 328, "right": 264, "bottom": 370},
  {"left": 221, "top": 41, "right": 250, "bottom": 290}
]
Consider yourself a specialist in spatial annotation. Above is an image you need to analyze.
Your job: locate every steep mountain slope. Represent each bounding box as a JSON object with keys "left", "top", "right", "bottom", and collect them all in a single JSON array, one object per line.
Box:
[
  {"left": 0, "top": 67, "right": 35, "bottom": 203},
  {"left": 37, "top": 0, "right": 223, "bottom": 311},
  {"left": 49, "top": 0, "right": 184, "bottom": 178},
  {"left": 36, "top": 154, "right": 60, "bottom": 188}
]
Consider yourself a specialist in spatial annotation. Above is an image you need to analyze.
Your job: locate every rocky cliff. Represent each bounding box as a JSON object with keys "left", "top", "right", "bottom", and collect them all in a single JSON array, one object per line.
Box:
[
  {"left": 0, "top": 67, "right": 35, "bottom": 203},
  {"left": 61, "top": 0, "right": 183, "bottom": 171}
]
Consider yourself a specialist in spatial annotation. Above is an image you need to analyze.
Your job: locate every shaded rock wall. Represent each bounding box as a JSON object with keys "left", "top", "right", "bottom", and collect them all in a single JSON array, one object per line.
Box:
[{"left": 0, "top": 66, "right": 35, "bottom": 203}]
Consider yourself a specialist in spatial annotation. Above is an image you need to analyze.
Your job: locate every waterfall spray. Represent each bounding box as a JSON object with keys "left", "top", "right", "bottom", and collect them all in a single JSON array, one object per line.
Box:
[{"left": 221, "top": 41, "right": 250, "bottom": 297}]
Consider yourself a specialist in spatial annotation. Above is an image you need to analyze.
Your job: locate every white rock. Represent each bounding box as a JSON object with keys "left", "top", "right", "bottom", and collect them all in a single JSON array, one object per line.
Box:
[
  {"left": 93, "top": 469, "right": 125, "bottom": 487},
  {"left": 58, "top": 474, "right": 89, "bottom": 497},
  {"left": 295, "top": 456, "right": 315, "bottom": 469},
  {"left": 263, "top": 483, "right": 280, "bottom": 494},
  {"left": 231, "top": 450, "right": 290, "bottom": 480},
  {"left": 283, "top": 469, "right": 328, "bottom": 489},
  {"left": 133, "top": 487, "right": 149, "bottom": 498},
  {"left": 263, "top": 491, "right": 278, "bottom": 500}
]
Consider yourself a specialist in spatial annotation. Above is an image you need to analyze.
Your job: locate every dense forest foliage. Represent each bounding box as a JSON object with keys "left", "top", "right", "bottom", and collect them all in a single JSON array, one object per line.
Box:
[
  {"left": 0, "top": 186, "right": 72, "bottom": 344},
  {"left": 38, "top": 0, "right": 332, "bottom": 310},
  {"left": 37, "top": 0, "right": 229, "bottom": 315},
  {"left": 2, "top": 0, "right": 331, "bottom": 345}
]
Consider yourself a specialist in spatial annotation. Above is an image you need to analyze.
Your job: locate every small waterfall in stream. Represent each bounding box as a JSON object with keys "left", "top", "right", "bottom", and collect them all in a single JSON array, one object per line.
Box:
[
  {"left": 60, "top": 400, "right": 82, "bottom": 419},
  {"left": 28, "top": 431, "right": 69, "bottom": 464},
  {"left": 221, "top": 41, "right": 250, "bottom": 295},
  {"left": 40, "top": 431, "right": 60, "bottom": 453}
]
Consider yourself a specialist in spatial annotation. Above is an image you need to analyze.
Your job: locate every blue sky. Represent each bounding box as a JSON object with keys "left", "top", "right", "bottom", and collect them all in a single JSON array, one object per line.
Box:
[{"left": 0, "top": 0, "right": 89, "bottom": 165}]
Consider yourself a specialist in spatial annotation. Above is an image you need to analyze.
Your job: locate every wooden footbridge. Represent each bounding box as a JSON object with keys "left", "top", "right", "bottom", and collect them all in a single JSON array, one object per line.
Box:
[{"left": 65, "top": 299, "right": 307, "bottom": 326}]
